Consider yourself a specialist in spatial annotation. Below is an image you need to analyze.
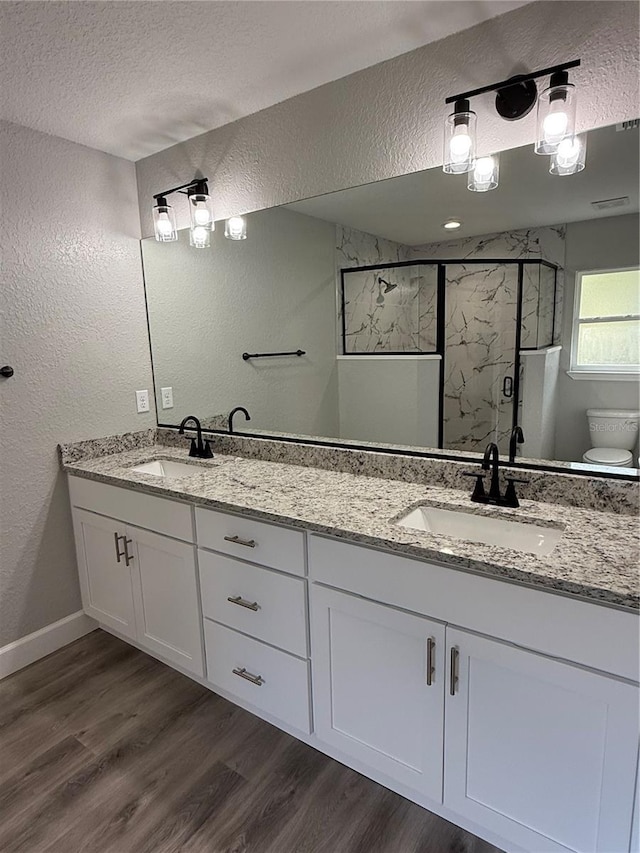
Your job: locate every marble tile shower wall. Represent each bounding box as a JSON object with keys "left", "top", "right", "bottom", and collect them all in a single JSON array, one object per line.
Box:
[
  {"left": 407, "top": 226, "right": 567, "bottom": 452},
  {"left": 336, "top": 225, "right": 437, "bottom": 353},
  {"left": 411, "top": 225, "right": 566, "bottom": 348}
]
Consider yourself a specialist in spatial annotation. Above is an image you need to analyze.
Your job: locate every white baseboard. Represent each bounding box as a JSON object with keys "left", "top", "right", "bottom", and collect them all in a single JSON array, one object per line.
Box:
[{"left": 0, "top": 611, "right": 97, "bottom": 680}]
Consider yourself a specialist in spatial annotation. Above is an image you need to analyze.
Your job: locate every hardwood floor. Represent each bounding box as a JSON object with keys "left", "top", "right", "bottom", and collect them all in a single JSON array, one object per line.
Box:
[{"left": 0, "top": 630, "right": 503, "bottom": 853}]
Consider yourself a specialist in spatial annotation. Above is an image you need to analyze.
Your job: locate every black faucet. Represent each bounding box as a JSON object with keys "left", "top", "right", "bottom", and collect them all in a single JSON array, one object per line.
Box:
[
  {"left": 228, "top": 406, "right": 251, "bottom": 434},
  {"left": 482, "top": 442, "right": 502, "bottom": 502},
  {"left": 178, "top": 415, "right": 213, "bottom": 458},
  {"left": 463, "top": 441, "right": 528, "bottom": 508},
  {"left": 509, "top": 425, "right": 525, "bottom": 462}
]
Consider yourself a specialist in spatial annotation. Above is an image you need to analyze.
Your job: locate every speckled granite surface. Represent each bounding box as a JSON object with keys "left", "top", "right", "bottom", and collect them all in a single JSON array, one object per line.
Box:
[
  {"left": 157, "top": 428, "right": 640, "bottom": 516},
  {"left": 60, "top": 435, "right": 640, "bottom": 612}
]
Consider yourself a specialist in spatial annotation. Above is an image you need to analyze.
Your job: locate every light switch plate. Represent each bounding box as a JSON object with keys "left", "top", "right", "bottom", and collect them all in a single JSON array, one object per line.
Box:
[
  {"left": 136, "top": 389, "right": 150, "bottom": 413},
  {"left": 161, "top": 386, "right": 174, "bottom": 409}
]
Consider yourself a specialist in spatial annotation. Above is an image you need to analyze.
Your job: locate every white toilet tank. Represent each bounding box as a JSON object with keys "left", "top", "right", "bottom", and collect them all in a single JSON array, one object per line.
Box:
[{"left": 586, "top": 409, "right": 640, "bottom": 450}]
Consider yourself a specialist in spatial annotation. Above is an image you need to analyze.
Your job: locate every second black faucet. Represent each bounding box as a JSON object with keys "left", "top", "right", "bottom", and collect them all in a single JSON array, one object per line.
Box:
[{"left": 178, "top": 415, "right": 213, "bottom": 458}]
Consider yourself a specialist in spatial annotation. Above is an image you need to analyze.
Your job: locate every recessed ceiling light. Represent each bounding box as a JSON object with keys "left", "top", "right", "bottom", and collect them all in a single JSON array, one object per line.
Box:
[{"left": 443, "top": 219, "right": 462, "bottom": 230}]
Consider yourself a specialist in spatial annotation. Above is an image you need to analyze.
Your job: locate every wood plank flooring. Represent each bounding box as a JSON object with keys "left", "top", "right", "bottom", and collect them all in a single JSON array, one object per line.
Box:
[{"left": 0, "top": 630, "right": 504, "bottom": 853}]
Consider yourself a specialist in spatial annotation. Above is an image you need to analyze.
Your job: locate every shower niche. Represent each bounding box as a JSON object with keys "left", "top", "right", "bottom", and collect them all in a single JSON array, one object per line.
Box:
[{"left": 340, "top": 259, "right": 558, "bottom": 454}]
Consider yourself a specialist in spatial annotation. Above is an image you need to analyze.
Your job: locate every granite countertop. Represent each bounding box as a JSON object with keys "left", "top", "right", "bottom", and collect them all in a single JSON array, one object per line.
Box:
[{"left": 61, "top": 442, "right": 640, "bottom": 612}]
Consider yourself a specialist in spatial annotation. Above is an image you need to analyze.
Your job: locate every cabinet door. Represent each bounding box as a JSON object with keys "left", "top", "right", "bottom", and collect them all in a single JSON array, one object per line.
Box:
[
  {"left": 445, "top": 628, "right": 639, "bottom": 853},
  {"left": 72, "top": 508, "right": 136, "bottom": 639},
  {"left": 128, "top": 526, "right": 204, "bottom": 677},
  {"left": 311, "top": 585, "right": 445, "bottom": 803}
]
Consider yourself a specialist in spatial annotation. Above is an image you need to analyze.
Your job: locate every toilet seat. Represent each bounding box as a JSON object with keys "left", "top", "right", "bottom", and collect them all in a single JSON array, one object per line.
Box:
[{"left": 582, "top": 447, "right": 634, "bottom": 466}]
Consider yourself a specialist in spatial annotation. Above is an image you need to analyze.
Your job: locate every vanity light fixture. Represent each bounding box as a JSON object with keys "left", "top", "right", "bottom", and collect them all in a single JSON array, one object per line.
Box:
[
  {"left": 188, "top": 180, "right": 214, "bottom": 231},
  {"left": 152, "top": 196, "right": 178, "bottom": 242},
  {"left": 152, "top": 177, "right": 213, "bottom": 248},
  {"left": 225, "top": 216, "right": 247, "bottom": 240},
  {"left": 443, "top": 59, "right": 583, "bottom": 186},
  {"left": 535, "top": 70, "right": 577, "bottom": 155},
  {"left": 443, "top": 219, "right": 462, "bottom": 230},
  {"left": 468, "top": 154, "right": 499, "bottom": 192},
  {"left": 443, "top": 99, "right": 476, "bottom": 174}
]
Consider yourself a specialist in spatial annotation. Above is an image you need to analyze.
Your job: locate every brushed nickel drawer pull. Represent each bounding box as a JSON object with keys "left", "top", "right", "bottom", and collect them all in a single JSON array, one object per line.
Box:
[
  {"left": 114, "top": 532, "right": 125, "bottom": 563},
  {"left": 123, "top": 538, "right": 134, "bottom": 567},
  {"left": 450, "top": 646, "right": 459, "bottom": 696},
  {"left": 426, "top": 637, "right": 436, "bottom": 686},
  {"left": 227, "top": 595, "right": 260, "bottom": 612},
  {"left": 224, "top": 535, "right": 256, "bottom": 548},
  {"left": 232, "top": 667, "right": 264, "bottom": 686}
]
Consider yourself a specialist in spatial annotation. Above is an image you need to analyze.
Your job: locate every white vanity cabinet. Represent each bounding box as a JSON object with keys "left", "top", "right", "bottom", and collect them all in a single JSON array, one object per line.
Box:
[
  {"left": 66, "top": 474, "right": 639, "bottom": 853},
  {"left": 311, "top": 585, "right": 445, "bottom": 802},
  {"left": 308, "top": 534, "right": 640, "bottom": 853},
  {"left": 445, "top": 628, "right": 639, "bottom": 853},
  {"left": 69, "top": 477, "right": 203, "bottom": 676}
]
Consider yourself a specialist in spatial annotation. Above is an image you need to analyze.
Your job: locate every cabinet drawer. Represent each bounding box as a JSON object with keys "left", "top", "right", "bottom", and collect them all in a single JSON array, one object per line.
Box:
[
  {"left": 68, "top": 475, "right": 193, "bottom": 542},
  {"left": 196, "top": 507, "right": 305, "bottom": 576},
  {"left": 204, "top": 620, "right": 311, "bottom": 733},
  {"left": 199, "top": 551, "right": 307, "bottom": 657}
]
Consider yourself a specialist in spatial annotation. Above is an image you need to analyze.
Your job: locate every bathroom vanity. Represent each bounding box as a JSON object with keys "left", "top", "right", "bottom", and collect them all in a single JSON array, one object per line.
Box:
[{"left": 61, "top": 432, "right": 640, "bottom": 853}]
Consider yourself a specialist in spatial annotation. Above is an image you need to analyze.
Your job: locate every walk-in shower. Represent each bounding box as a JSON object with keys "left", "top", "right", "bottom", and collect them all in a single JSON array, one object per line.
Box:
[{"left": 341, "top": 258, "right": 559, "bottom": 454}]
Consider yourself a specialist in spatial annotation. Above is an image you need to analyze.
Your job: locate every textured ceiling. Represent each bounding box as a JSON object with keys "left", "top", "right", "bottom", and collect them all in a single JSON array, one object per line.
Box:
[{"left": 0, "top": 0, "right": 531, "bottom": 161}]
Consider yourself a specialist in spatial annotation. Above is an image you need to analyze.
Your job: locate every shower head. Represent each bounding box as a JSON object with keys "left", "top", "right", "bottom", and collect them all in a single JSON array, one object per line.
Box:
[{"left": 378, "top": 276, "right": 398, "bottom": 294}]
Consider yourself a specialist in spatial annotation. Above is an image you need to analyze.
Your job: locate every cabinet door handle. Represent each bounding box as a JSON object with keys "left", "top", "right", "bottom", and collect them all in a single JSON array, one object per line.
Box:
[
  {"left": 232, "top": 667, "right": 264, "bottom": 686},
  {"left": 227, "top": 595, "right": 260, "bottom": 612},
  {"left": 114, "top": 532, "right": 125, "bottom": 563},
  {"left": 426, "top": 637, "right": 436, "bottom": 686},
  {"left": 123, "top": 538, "right": 134, "bottom": 566},
  {"left": 224, "top": 535, "right": 256, "bottom": 548},
  {"left": 450, "top": 646, "right": 459, "bottom": 696}
]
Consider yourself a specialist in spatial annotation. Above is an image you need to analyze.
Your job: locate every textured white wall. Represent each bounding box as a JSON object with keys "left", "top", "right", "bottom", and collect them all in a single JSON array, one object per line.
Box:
[
  {"left": 136, "top": 1, "right": 640, "bottom": 237},
  {"left": 555, "top": 213, "right": 640, "bottom": 462},
  {"left": 0, "top": 121, "right": 154, "bottom": 646}
]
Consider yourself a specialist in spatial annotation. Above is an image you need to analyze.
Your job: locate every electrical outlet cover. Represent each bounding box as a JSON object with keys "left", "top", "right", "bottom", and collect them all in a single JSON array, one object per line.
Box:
[
  {"left": 161, "top": 386, "right": 174, "bottom": 409},
  {"left": 136, "top": 390, "right": 150, "bottom": 413}
]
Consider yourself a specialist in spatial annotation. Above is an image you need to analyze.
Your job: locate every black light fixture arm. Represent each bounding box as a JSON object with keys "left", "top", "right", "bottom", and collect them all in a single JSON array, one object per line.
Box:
[
  {"left": 153, "top": 177, "right": 209, "bottom": 202},
  {"left": 445, "top": 59, "right": 580, "bottom": 105}
]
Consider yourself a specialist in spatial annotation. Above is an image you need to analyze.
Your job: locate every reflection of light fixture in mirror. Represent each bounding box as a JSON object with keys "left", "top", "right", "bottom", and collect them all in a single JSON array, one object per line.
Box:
[
  {"left": 190, "top": 225, "right": 211, "bottom": 249},
  {"left": 443, "top": 99, "right": 476, "bottom": 174},
  {"left": 468, "top": 154, "right": 499, "bottom": 192},
  {"left": 549, "top": 135, "right": 586, "bottom": 175},
  {"left": 535, "top": 69, "right": 577, "bottom": 154},
  {"left": 443, "top": 219, "right": 462, "bottom": 230},
  {"left": 153, "top": 197, "right": 178, "bottom": 242},
  {"left": 225, "top": 216, "right": 247, "bottom": 240}
]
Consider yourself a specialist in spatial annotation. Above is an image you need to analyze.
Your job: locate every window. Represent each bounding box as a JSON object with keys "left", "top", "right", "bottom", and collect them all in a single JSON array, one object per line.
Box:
[{"left": 571, "top": 268, "right": 640, "bottom": 376}]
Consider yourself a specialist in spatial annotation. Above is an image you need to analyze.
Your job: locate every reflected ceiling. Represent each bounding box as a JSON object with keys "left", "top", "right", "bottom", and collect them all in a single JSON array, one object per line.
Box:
[{"left": 287, "top": 124, "right": 640, "bottom": 245}]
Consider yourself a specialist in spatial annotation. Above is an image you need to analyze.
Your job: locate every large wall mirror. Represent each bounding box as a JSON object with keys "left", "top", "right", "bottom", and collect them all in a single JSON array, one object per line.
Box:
[{"left": 142, "top": 122, "right": 640, "bottom": 477}]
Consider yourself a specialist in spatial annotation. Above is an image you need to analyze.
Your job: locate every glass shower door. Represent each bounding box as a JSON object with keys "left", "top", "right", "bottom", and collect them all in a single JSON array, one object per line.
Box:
[{"left": 442, "top": 263, "right": 519, "bottom": 453}]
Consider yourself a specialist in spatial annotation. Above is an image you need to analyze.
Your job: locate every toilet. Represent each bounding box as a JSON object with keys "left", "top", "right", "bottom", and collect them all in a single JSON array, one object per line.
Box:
[{"left": 583, "top": 409, "right": 640, "bottom": 467}]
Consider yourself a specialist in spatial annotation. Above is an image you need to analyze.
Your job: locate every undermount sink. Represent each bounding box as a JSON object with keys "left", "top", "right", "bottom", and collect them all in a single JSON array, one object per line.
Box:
[
  {"left": 396, "top": 505, "right": 564, "bottom": 556},
  {"left": 131, "top": 460, "right": 207, "bottom": 479}
]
